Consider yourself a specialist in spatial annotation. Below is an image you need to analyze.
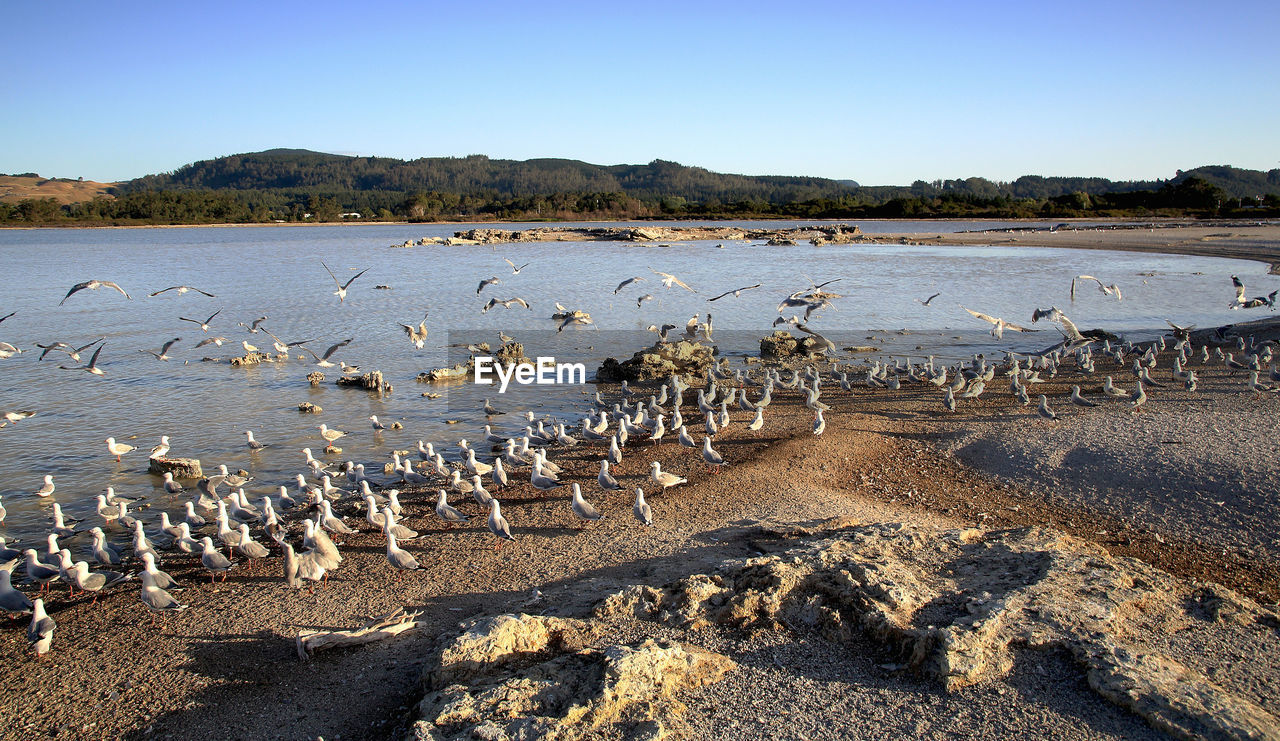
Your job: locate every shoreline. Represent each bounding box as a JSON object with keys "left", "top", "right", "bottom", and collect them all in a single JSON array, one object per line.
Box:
[{"left": 2, "top": 359, "right": 1277, "bottom": 739}]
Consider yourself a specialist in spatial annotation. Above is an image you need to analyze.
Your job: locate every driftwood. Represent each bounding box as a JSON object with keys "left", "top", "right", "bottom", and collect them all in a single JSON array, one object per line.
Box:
[{"left": 295, "top": 607, "right": 423, "bottom": 660}]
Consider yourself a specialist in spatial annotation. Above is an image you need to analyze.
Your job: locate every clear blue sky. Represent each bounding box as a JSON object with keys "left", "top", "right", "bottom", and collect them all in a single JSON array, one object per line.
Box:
[{"left": 3, "top": 0, "right": 1277, "bottom": 185}]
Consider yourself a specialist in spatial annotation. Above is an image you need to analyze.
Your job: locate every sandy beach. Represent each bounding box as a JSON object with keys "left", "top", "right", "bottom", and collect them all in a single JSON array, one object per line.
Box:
[{"left": 2, "top": 222, "right": 1279, "bottom": 741}]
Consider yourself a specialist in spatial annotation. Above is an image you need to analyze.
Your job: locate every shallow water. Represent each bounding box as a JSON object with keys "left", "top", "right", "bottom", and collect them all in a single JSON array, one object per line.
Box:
[{"left": 0, "top": 220, "right": 1273, "bottom": 547}]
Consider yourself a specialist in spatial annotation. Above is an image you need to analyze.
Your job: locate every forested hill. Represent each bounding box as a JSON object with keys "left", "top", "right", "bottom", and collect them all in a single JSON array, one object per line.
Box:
[
  {"left": 115, "top": 150, "right": 852, "bottom": 203},
  {"left": 113, "top": 149, "right": 1280, "bottom": 203}
]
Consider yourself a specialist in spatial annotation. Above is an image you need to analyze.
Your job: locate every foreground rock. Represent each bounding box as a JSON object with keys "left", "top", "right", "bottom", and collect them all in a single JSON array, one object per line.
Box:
[
  {"left": 596, "top": 340, "right": 716, "bottom": 383},
  {"left": 409, "top": 613, "right": 735, "bottom": 740},
  {"left": 594, "top": 522, "right": 1280, "bottom": 741}
]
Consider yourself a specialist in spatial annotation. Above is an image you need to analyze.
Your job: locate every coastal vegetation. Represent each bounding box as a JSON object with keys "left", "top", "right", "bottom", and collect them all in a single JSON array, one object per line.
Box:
[{"left": 3, "top": 150, "right": 1278, "bottom": 226}]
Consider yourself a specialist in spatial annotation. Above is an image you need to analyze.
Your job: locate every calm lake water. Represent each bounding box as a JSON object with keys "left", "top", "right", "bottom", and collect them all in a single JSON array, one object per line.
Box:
[{"left": 0, "top": 220, "right": 1272, "bottom": 546}]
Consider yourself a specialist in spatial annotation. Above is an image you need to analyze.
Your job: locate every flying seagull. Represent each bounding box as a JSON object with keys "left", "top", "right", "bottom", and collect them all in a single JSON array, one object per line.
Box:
[
  {"left": 59, "top": 280, "right": 131, "bottom": 305},
  {"left": 503, "top": 258, "right": 530, "bottom": 274},
  {"left": 58, "top": 342, "right": 106, "bottom": 375},
  {"left": 707, "top": 284, "right": 762, "bottom": 301},
  {"left": 149, "top": 285, "right": 216, "bottom": 298},
  {"left": 140, "top": 337, "right": 181, "bottom": 361},
  {"left": 916, "top": 292, "right": 941, "bottom": 306},
  {"left": 614, "top": 277, "right": 645, "bottom": 294},
  {"left": 961, "top": 306, "right": 1037, "bottom": 340},
  {"left": 177, "top": 308, "right": 222, "bottom": 332},
  {"left": 650, "top": 269, "right": 695, "bottom": 292},
  {"left": 321, "top": 261, "right": 369, "bottom": 302},
  {"left": 477, "top": 276, "right": 501, "bottom": 295},
  {"left": 301, "top": 337, "right": 353, "bottom": 367}
]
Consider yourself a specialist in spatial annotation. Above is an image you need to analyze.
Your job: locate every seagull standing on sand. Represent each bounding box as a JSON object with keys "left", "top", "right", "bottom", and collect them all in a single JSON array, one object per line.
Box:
[
  {"left": 28, "top": 598, "right": 55, "bottom": 656},
  {"left": 633, "top": 487, "right": 653, "bottom": 526},
  {"left": 487, "top": 499, "right": 515, "bottom": 547},
  {"left": 650, "top": 461, "right": 687, "bottom": 491},
  {"left": 569, "top": 483, "right": 602, "bottom": 525}
]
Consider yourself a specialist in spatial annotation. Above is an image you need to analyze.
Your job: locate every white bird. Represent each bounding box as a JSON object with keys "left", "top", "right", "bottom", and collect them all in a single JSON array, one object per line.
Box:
[
  {"left": 233, "top": 524, "right": 271, "bottom": 562},
  {"left": 140, "top": 552, "right": 178, "bottom": 590},
  {"left": 27, "top": 598, "right": 56, "bottom": 656},
  {"left": 385, "top": 531, "right": 421, "bottom": 574},
  {"left": 435, "top": 489, "right": 469, "bottom": 525},
  {"left": 149, "top": 435, "right": 171, "bottom": 459},
  {"left": 90, "top": 528, "right": 121, "bottom": 566},
  {"left": 245, "top": 430, "right": 266, "bottom": 450},
  {"left": 570, "top": 483, "right": 603, "bottom": 524},
  {"left": 487, "top": 499, "right": 515, "bottom": 547},
  {"left": 162, "top": 472, "right": 184, "bottom": 494},
  {"left": 106, "top": 437, "right": 136, "bottom": 462},
  {"left": 598, "top": 459, "right": 622, "bottom": 491},
  {"left": 140, "top": 570, "right": 187, "bottom": 612},
  {"left": 321, "top": 261, "right": 369, "bottom": 302},
  {"left": 318, "top": 424, "right": 346, "bottom": 443},
  {"left": 35, "top": 474, "right": 55, "bottom": 498},
  {"left": 650, "top": 269, "right": 696, "bottom": 292},
  {"left": 701, "top": 437, "right": 726, "bottom": 470},
  {"left": 633, "top": 487, "right": 653, "bottom": 526},
  {"left": 1, "top": 566, "right": 34, "bottom": 615},
  {"left": 650, "top": 461, "right": 687, "bottom": 491},
  {"left": 199, "top": 537, "right": 234, "bottom": 582}
]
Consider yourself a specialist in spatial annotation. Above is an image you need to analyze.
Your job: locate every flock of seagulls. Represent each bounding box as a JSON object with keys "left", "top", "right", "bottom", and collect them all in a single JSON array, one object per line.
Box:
[{"left": 0, "top": 247, "right": 1277, "bottom": 663}]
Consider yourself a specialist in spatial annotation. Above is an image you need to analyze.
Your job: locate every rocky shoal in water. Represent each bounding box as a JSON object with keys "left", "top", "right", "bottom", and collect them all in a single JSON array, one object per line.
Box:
[{"left": 393, "top": 224, "right": 929, "bottom": 247}]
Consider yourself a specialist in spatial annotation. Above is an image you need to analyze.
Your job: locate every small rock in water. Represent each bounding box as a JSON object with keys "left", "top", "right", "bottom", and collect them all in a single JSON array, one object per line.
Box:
[{"left": 298, "top": 402, "right": 323, "bottom": 414}]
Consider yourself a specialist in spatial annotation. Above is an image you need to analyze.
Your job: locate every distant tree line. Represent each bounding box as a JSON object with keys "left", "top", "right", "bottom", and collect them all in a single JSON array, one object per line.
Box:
[{"left": 3, "top": 176, "right": 1277, "bottom": 227}]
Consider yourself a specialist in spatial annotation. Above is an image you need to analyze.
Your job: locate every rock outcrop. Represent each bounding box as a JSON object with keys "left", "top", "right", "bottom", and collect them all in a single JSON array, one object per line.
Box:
[
  {"left": 335, "top": 370, "right": 392, "bottom": 394},
  {"left": 596, "top": 341, "right": 716, "bottom": 383},
  {"left": 147, "top": 456, "right": 202, "bottom": 478},
  {"left": 760, "top": 331, "right": 825, "bottom": 359},
  {"left": 593, "top": 523, "right": 1280, "bottom": 741},
  {"left": 409, "top": 613, "right": 735, "bottom": 741}
]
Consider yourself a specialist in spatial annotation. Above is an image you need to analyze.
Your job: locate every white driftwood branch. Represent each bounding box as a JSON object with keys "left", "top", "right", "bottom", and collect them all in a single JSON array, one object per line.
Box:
[{"left": 296, "top": 607, "right": 423, "bottom": 660}]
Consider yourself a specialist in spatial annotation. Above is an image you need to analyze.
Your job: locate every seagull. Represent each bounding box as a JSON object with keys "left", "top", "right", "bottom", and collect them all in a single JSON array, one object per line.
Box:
[
  {"left": 178, "top": 308, "right": 222, "bottom": 332},
  {"left": 149, "top": 436, "right": 171, "bottom": 459},
  {"left": 140, "top": 337, "right": 181, "bottom": 361},
  {"left": 633, "top": 487, "right": 653, "bottom": 526},
  {"left": 598, "top": 459, "right": 622, "bottom": 490},
  {"left": 707, "top": 284, "right": 762, "bottom": 301},
  {"left": 245, "top": 430, "right": 266, "bottom": 450},
  {"left": 384, "top": 530, "right": 421, "bottom": 574},
  {"left": 106, "top": 437, "right": 135, "bottom": 462},
  {"left": 435, "top": 489, "right": 469, "bottom": 525},
  {"left": 701, "top": 437, "right": 726, "bottom": 471},
  {"left": 614, "top": 276, "right": 646, "bottom": 294},
  {"left": 35, "top": 474, "right": 55, "bottom": 498},
  {"left": 558, "top": 314, "right": 594, "bottom": 332},
  {"left": 961, "top": 306, "right": 1037, "bottom": 340},
  {"left": 1129, "top": 380, "right": 1148, "bottom": 411},
  {"left": 58, "top": 342, "right": 106, "bottom": 375},
  {"left": 477, "top": 276, "right": 501, "bottom": 295},
  {"left": 1071, "top": 275, "right": 1122, "bottom": 302},
  {"left": 321, "top": 261, "right": 370, "bottom": 302},
  {"left": 149, "top": 285, "right": 216, "bottom": 298},
  {"left": 650, "top": 461, "right": 687, "bottom": 491},
  {"left": 1069, "top": 385, "right": 1098, "bottom": 408},
  {"left": 487, "top": 498, "right": 515, "bottom": 547},
  {"left": 1036, "top": 395, "right": 1057, "bottom": 421},
  {"left": 636, "top": 294, "right": 654, "bottom": 308},
  {"left": 399, "top": 313, "right": 429, "bottom": 348},
  {"left": 36, "top": 337, "right": 103, "bottom": 362},
  {"left": 233, "top": 524, "right": 271, "bottom": 563},
  {"left": 140, "top": 570, "right": 187, "bottom": 612},
  {"left": 569, "top": 483, "right": 602, "bottom": 524},
  {"left": 23, "top": 550, "right": 61, "bottom": 592},
  {"left": 238, "top": 315, "right": 268, "bottom": 333},
  {"left": 90, "top": 528, "right": 122, "bottom": 566},
  {"left": 59, "top": 279, "right": 131, "bottom": 305},
  {"left": 503, "top": 258, "right": 531, "bottom": 274},
  {"left": 482, "top": 297, "right": 531, "bottom": 312},
  {"left": 199, "top": 537, "right": 234, "bottom": 582},
  {"left": 812, "top": 409, "right": 826, "bottom": 436},
  {"left": 301, "top": 337, "right": 353, "bottom": 367},
  {"left": 651, "top": 269, "right": 696, "bottom": 292},
  {"left": 1, "top": 566, "right": 34, "bottom": 615},
  {"left": 916, "top": 292, "right": 941, "bottom": 306},
  {"left": 27, "top": 598, "right": 55, "bottom": 656}
]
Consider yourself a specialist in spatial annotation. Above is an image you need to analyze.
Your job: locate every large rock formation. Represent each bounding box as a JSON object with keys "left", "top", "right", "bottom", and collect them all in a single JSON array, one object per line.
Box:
[
  {"left": 596, "top": 341, "right": 716, "bottom": 383},
  {"left": 593, "top": 523, "right": 1280, "bottom": 741},
  {"left": 760, "top": 331, "right": 826, "bottom": 359},
  {"left": 409, "top": 613, "right": 735, "bottom": 741}
]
